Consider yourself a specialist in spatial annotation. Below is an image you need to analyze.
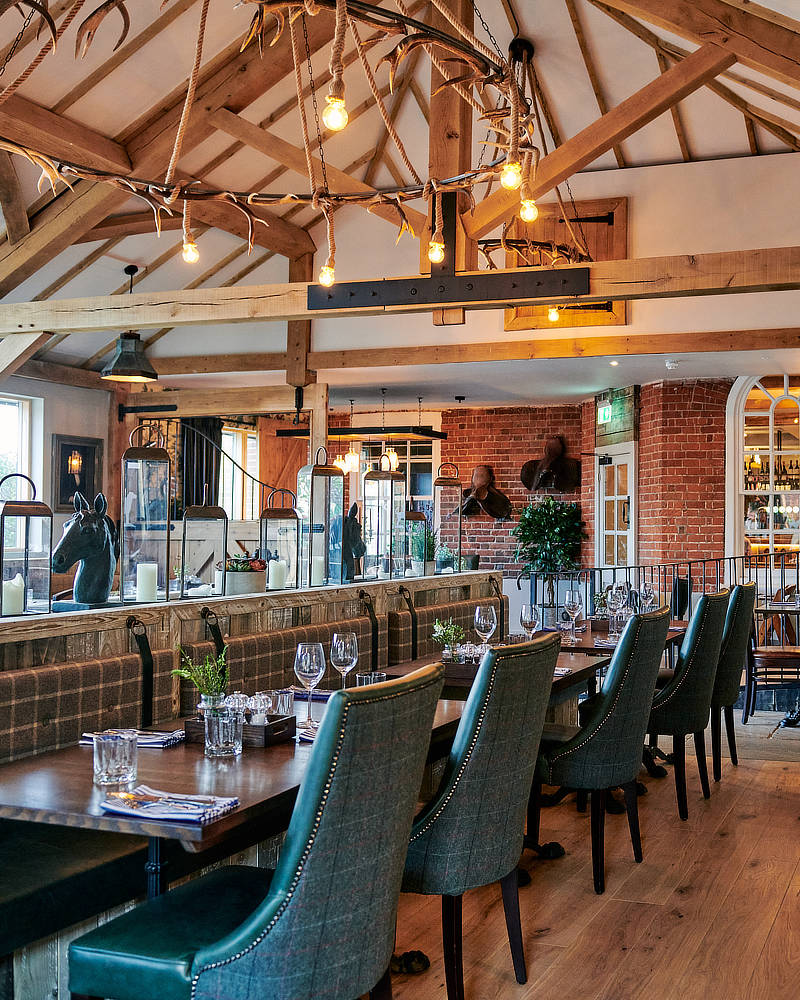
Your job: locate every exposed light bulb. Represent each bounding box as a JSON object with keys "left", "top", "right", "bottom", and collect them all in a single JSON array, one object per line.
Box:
[
  {"left": 609, "top": 360, "right": 619, "bottom": 367},
  {"left": 753, "top": 452, "right": 762, "bottom": 465},
  {"left": 333, "top": 455, "right": 348, "bottom": 473},
  {"left": 322, "top": 95, "right": 348, "bottom": 131},
  {"left": 386, "top": 447, "right": 399, "bottom": 472},
  {"left": 500, "top": 160, "right": 523, "bottom": 190},
  {"left": 547, "top": 306, "right": 560, "bottom": 323},
  {"left": 344, "top": 444, "right": 360, "bottom": 474},
  {"left": 427, "top": 240, "right": 445, "bottom": 264},
  {"left": 519, "top": 198, "right": 539, "bottom": 223},
  {"left": 182, "top": 240, "right": 199, "bottom": 264},
  {"left": 319, "top": 265, "right": 335, "bottom": 287}
]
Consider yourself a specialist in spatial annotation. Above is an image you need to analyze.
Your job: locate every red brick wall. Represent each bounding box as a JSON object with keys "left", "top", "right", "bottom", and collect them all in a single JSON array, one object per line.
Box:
[
  {"left": 440, "top": 405, "right": 588, "bottom": 573},
  {"left": 638, "top": 379, "right": 731, "bottom": 563}
]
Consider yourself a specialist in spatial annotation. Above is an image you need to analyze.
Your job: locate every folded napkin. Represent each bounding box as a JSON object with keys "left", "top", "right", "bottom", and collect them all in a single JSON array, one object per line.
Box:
[
  {"left": 81, "top": 729, "right": 185, "bottom": 749},
  {"left": 291, "top": 687, "right": 335, "bottom": 702},
  {"left": 553, "top": 666, "right": 572, "bottom": 676},
  {"left": 100, "top": 785, "right": 238, "bottom": 824},
  {"left": 297, "top": 728, "right": 317, "bottom": 744},
  {"left": 594, "top": 637, "right": 618, "bottom": 648}
]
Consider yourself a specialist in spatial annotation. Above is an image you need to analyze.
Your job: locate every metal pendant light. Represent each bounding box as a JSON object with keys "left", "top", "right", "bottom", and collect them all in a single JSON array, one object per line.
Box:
[{"left": 100, "top": 265, "right": 158, "bottom": 384}]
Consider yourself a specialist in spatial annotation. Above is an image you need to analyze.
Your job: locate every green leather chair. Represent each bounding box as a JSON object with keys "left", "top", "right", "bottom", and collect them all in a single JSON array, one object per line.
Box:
[
  {"left": 69, "top": 663, "right": 445, "bottom": 1000},
  {"left": 648, "top": 590, "right": 730, "bottom": 821},
  {"left": 711, "top": 582, "right": 756, "bottom": 782},
  {"left": 531, "top": 607, "right": 671, "bottom": 895},
  {"left": 401, "top": 634, "right": 561, "bottom": 1000}
]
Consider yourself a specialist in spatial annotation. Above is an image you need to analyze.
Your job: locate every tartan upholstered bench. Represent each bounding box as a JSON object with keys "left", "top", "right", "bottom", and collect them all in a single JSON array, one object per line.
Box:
[
  {"left": 178, "top": 614, "right": 389, "bottom": 714},
  {"left": 387, "top": 595, "right": 509, "bottom": 664}
]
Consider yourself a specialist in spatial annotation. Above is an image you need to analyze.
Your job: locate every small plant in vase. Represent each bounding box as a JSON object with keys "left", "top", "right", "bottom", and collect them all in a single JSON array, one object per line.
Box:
[
  {"left": 410, "top": 522, "right": 437, "bottom": 576},
  {"left": 435, "top": 542, "right": 456, "bottom": 574},
  {"left": 173, "top": 646, "right": 229, "bottom": 707},
  {"left": 432, "top": 617, "right": 465, "bottom": 661}
]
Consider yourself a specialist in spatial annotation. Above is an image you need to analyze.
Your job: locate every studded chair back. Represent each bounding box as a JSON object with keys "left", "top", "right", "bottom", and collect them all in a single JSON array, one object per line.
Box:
[{"left": 712, "top": 583, "right": 756, "bottom": 710}]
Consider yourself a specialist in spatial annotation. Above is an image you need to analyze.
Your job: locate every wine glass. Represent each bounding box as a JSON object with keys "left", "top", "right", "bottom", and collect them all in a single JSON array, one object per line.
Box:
[
  {"left": 564, "top": 589, "right": 583, "bottom": 645},
  {"left": 330, "top": 631, "right": 359, "bottom": 689},
  {"left": 607, "top": 583, "right": 627, "bottom": 639},
  {"left": 474, "top": 605, "right": 497, "bottom": 655},
  {"left": 293, "top": 642, "right": 326, "bottom": 731},
  {"left": 520, "top": 604, "right": 540, "bottom": 639},
  {"left": 641, "top": 581, "right": 656, "bottom": 612}
]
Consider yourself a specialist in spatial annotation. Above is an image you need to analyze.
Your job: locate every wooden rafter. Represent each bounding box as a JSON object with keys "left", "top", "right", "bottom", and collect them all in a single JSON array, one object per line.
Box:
[
  {"left": 745, "top": 116, "right": 760, "bottom": 155},
  {"left": 363, "top": 50, "right": 422, "bottom": 187},
  {"left": 564, "top": 0, "right": 625, "bottom": 167},
  {"left": 599, "top": 0, "right": 800, "bottom": 89},
  {"left": 5, "top": 246, "right": 800, "bottom": 334},
  {"left": 0, "top": 153, "right": 30, "bottom": 245},
  {"left": 655, "top": 50, "right": 691, "bottom": 161},
  {"left": 465, "top": 43, "right": 735, "bottom": 239},
  {"left": 79, "top": 213, "right": 185, "bottom": 242},
  {"left": 0, "top": 333, "right": 52, "bottom": 380}
]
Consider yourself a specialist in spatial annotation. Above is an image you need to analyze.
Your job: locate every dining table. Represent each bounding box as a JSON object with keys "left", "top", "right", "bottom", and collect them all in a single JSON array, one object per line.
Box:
[{"left": 0, "top": 699, "right": 464, "bottom": 899}]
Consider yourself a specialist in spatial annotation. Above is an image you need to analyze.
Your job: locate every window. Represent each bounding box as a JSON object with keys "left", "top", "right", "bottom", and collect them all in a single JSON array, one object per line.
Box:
[
  {"left": 218, "top": 425, "right": 259, "bottom": 520},
  {"left": 739, "top": 377, "right": 800, "bottom": 555},
  {"left": 0, "top": 396, "right": 31, "bottom": 549}
]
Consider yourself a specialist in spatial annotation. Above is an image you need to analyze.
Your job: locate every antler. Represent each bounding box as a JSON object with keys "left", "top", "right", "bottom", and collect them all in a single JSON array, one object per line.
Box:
[
  {"left": 75, "top": 0, "right": 131, "bottom": 58},
  {"left": 0, "top": 0, "right": 57, "bottom": 52}
]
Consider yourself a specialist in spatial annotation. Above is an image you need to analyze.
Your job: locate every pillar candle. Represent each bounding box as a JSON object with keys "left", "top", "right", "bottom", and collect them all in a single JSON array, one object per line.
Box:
[
  {"left": 136, "top": 563, "right": 158, "bottom": 603},
  {"left": 268, "top": 559, "right": 288, "bottom": 590},
  {"left": 310, "top": 555, "right": 326, "bottom": 587},
  {"left": 214, "top": 569, "right": 224, "bottom": 595},
  {"left": 2, "top": 574, "right": 25, "bottom": 615}
]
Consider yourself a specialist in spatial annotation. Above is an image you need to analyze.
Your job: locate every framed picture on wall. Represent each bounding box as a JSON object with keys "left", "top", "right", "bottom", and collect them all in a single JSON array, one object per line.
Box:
[{"left": 52, "top": 435, "right": 103, "bottom": 512}]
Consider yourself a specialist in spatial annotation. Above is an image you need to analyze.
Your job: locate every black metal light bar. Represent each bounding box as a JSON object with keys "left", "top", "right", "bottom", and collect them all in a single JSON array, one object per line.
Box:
[
  {"left": 277, "top": 425, "right": 447, "bottom": 442},
  {"left": 307, "top": 265, "right": 590, "bottom": 311}
]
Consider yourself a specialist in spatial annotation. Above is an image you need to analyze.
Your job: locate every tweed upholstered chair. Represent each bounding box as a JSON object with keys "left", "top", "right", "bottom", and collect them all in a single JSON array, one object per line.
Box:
[
  {"left": 531, "top": 607, "right": 671, "bottom": 895},
  {"left": 402, "top": 634, "right": 561, "bottom": 1000},
  {"left": 648, "top": 590, "right": 730, "bottom": 821},
  {"left": 711, "top": 582, "right": 756, "bottom": 782},
  {"left": 69, "top": 664, "right": 445, "bottom": 1000}
]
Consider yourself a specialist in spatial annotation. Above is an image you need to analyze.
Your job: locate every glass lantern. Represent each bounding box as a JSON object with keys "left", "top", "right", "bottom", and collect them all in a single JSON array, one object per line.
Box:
[
  {"left": 434, "top": 463, "right": 463, "bottom": 575},
  {"left": 297, "top": 447, "right": 344, "bottom": 588},
  {"left": 120, "top": 425, "right": 172, "bottom": 604},
  {"left": 0, "top": 473, "right": 53, "bottom": 616},
  {"left": 260, "top": 488, "right": 300, "bottom": 590},
  {"left": 363, "top": 454, "right": 406, "bottom": 580},
  {"left": 404, "top": 507, "right": 429, "bottom": 577},
  {"left": 180, "top": 485, "right": 228, "bottom": 598}
]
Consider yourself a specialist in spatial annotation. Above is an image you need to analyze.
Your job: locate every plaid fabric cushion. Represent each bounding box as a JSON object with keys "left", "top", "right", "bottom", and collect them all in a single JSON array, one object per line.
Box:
[
  {"left": 179, "top": 616, "right": 388, "bottom": 716},
  {"left": 0, "top": 649, "right": 177, "bottom": 763},
  {"left": 388, "top": 596, "right": 509, "bottom": 663}
]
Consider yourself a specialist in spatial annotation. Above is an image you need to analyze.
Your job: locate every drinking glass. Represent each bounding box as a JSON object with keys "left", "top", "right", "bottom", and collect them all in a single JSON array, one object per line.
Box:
[
  {"left": 93, "top": 731, "right": 138, "bottom": 786},
  {"left": 564, "top": 590, "right": 583, "bottom": 645},
  {"left": 641, "top": 581, "right": 656, "bottom": 612},
  {"left": 355, "top": 671, "right": 388, "bottom": 686},
  {"left": 474, "top": 605, "right": 497, "bottom": 654},
  {"left": 294, "top": 642, "right": 326, "bottom": 731},
  {"left": 520, "top": 604, "right": 540, "bottom": 639},
  {"left": 607, "top": 583, "right": 627, "bottom": 639},
  {"left": 330, "top": 631, "right": 359, "bottom": 688},
  {"left": 270, "top": 689, "right": 295, "bottom": 717}
]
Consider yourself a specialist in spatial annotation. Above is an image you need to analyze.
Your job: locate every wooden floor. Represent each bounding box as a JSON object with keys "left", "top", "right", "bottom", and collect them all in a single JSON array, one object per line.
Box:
[{"left": 393, "top": 713, "right": 800, "bottom": 1000}]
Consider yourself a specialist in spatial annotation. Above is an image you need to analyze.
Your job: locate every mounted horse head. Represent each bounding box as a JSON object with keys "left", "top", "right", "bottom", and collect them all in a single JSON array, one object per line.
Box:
[{"left": 52, "top": 492, "right": 118, "bottom": 605}]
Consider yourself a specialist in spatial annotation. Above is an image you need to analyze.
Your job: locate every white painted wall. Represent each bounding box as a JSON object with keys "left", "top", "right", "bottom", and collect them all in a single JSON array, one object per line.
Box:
[{"left": 2, "top": 375, "right": 111, "bottom": 532}]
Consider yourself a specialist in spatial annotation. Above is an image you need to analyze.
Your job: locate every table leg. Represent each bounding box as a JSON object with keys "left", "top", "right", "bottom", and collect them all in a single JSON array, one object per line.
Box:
[{"left": 145, "top": 837, "right": 168, "bottom": 899}]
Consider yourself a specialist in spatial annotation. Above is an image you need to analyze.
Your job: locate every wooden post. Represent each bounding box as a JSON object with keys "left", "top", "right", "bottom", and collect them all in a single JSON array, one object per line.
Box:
[
  {"left": 309, "top": 383, "right": 329, "bottom": 464},
  {"left": 106, "top": 386, "right": 133, "bottom": 524},
  {"left": 427, "top": 0, "right": 476, "bottom": 326},
  {"left": 286, "top": 253, "right": 316, "bottom": 387}
]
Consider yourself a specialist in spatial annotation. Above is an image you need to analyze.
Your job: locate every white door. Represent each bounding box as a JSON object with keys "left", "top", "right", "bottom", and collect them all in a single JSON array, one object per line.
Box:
[{"left": 596, "top": 445, "right": 636, "bottom": 567}]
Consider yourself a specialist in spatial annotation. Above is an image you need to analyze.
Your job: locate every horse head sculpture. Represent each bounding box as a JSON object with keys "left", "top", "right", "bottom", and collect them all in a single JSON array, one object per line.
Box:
[{"left": 52, "top": 492, "right": 118, "bottom": 605}]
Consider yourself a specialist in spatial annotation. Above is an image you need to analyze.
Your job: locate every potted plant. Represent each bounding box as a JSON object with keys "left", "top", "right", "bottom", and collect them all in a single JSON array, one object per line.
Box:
[
  {"left": 216, "top": 552, "right": 267, "bottom": 596},
  {"left": 432, "top": 617, "right": 465, "bottom": 661},
  {"left": 410, "top": 522, "right": 436, "bottom": 576},
  {"left": 173, "top": 646, "right": 235, "bottom": 757},
  {"left": 512, "top": 497, "right": 586, "bottom": 627},
  {"left": 435, "top": 541, "right": 456, "bottom": 574}
]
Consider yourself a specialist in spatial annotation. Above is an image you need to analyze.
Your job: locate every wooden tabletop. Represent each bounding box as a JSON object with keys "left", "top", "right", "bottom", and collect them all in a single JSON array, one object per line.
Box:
[
  {"left": 0, "top": 700, "right": 464, "bottom": 851},
  {"left": 556, "top": 621, "right": 687, "bottom": 653}
]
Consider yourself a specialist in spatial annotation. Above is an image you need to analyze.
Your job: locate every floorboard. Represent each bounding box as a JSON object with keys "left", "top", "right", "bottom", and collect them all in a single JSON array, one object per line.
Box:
[{"left": 392, "top": 717, "right": 800, "bottom": 1000}]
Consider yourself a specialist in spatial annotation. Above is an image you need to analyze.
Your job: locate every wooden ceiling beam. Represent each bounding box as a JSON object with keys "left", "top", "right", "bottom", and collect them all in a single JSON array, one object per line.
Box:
[
  {"left": 4, "top": 245, "right": 800, "bottom": 333},
  {"left": 564, "top": 0, "right": 626, "bottom": 167},
  {"left": 0, "top": 95, "right": 131, "bottom": 174},
  {"left": 464, "top": 43, "right": 735, "bottom": 239},
  {"left": 79, "top": 213, "right": 184, "bottom": 242},
  {"left": 655, "top": 51, "right": 691, "bottom": 161},
  {"left": 15, "top": 358, "right": 111, "bottom": 389},
  {"left": 0, "top": 333, "right": 53, "bottom": 380},
  {"left": 0, "top": 152, "right": 30, "bottom": 245},
  {"left": 598, "top": 0, "right": 800, "bottom": 90},
  {"left": 153, "top": 352, "right": 287, "bottom": 376},
  {"left": 209, "top": 108, "right": 427, "bottom": 234}
]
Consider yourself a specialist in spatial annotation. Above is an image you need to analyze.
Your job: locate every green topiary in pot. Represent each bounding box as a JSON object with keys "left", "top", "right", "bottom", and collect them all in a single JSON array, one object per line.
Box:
[{"left": 512, "top": 497, "right": 587, "bottom": 611}]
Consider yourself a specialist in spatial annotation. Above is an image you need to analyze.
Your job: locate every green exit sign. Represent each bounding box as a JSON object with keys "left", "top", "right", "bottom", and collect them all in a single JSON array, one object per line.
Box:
[{"left": 597, "top": 403, "right": 612, "bottom": 425}]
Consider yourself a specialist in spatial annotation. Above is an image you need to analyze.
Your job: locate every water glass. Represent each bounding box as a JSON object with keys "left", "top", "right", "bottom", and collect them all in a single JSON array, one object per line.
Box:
[
  {"left": 294, "top": 642, "right": 326, "bottom": 731},
  {"left": 641, "top": 581, "right": 656, "bottom": 612},
  {"left": 271, "top": 689, "right": 295, "bottom": 717},
  {"left": 607, "top": 583, "right": 627, "bottom": 638},
  {"left": 204, "top": 706, "right": 243, "bottom": 757},
  {"left": 474, "top": 604, "right": 497, "bottom": 654},
  {"left": 93, "top": 731, "right": 138, "bottom": 786},
  {"left": 520, "top": 604, "right": 540, "bottom": 639},
  {"left": 564, "top": 589, "right": 583, "bottom": 645},
  {"left": 331, "top": 631, "right": 359, "bottom": 688},
  {"left": 355, "top": 671, "right": 388, "bottom": 686}
]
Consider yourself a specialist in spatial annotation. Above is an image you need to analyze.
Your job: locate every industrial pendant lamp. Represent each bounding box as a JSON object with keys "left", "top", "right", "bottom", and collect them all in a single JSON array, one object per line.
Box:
[{"left": 100, "top": 265, "right": 158, "bottom": 384}]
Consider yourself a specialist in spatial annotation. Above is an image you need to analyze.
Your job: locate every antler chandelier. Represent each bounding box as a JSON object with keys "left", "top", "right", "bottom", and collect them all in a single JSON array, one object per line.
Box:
[{"left": 0, "top": 0, "right": 548, "bottom": 285}]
